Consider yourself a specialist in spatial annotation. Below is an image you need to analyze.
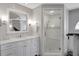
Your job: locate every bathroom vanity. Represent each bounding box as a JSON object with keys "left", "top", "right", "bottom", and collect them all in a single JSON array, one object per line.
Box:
[{"left": 0, "top": 35, "right": 39, "bottom": 56}]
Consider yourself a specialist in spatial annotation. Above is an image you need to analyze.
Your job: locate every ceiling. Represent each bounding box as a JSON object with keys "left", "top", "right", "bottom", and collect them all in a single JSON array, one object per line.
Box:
[
  {"left": 65, "top": 3, "right": 79, "bottom": 10},
  {"left": 18, "top": 3, "right": 79, "bottom": 10},
  {"left": 18, "top": 3, "right": 41, "bottom": 9}
]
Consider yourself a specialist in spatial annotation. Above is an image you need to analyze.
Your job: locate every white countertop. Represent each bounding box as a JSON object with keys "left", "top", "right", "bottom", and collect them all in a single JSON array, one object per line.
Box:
[{"left": 0, "top": 35, "right": 39, "bottom": 45}]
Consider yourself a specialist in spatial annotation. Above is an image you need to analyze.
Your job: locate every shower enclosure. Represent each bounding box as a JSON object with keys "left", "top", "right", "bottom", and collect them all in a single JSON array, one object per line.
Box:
[
  {"left": 41, "top": 4, "right": 64, "bottom": 56},
  {"left": 43, "top": 9, "right": 64, "bottom": 56}
]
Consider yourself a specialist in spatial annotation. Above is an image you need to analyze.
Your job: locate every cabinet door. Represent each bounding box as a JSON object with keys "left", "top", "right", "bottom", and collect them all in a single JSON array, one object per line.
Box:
[
  {"left": 17, "top": 46, "right": 24, "bottom": 56},
  {"left": 17, "top": 40, "right": 31, "bottom": 56},
  {"left": 17, "top": 41, "right": 25, "bottom": 56},
  {"left": 31, "top": 38, "right": 39, "bottom": 56},
  {"left": 23, "top": 40, "right": 31, "bottom": 56}
]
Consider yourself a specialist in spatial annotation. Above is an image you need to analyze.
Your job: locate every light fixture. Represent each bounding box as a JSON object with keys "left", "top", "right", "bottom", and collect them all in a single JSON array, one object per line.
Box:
[
  {"left": 28, "top": 20, "right": 37, "bottom": 26},
  {"left": 50, "top": 24, "right": 55, "bottom": 28},
  {"left": 9, "top": 24, "right": 13, "bottom": 28},
  {"left": 49, "top": 10, "right": 54, "bottom": 14},
  {"left": 2, "top": 15, "right": 8, "bottom": 24},
  {"left": 75, "top": 21, "right": 79, "bottom": 30}
]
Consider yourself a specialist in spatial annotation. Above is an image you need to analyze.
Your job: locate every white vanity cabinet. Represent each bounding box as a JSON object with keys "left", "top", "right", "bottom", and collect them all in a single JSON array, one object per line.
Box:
[{"left": 0, "top": 37, "right": 39, "bottom": 56}]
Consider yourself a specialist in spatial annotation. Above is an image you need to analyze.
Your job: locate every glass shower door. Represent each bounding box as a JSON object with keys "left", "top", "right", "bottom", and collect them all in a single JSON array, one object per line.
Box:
[{"left": 43, "top": 8, "right": 63, "bottom": 55}]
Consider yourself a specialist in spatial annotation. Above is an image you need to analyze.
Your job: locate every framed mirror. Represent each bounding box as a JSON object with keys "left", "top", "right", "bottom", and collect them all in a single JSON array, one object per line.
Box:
[{"left": 8, "top": 9, "right": 28, "bottom": 33}]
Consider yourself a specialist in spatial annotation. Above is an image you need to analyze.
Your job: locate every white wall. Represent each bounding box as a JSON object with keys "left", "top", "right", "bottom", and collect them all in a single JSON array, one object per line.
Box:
[
  {"left": 68, "top": 9, "right": 79, "bottom": 33},
  {"left": 65, "top": 3, "right": 79, "bottom": 10},
  {"left": 68, "top": 8, "right": 79, "bottom": 55},
  {"left": 33, "top": 5, "right": 42, "bottom": 55}
]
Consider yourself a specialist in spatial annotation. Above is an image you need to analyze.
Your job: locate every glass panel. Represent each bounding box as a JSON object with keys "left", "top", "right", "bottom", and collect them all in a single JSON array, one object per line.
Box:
[{"left": 43, "top": 8, "right": 63, "bottom": 53}]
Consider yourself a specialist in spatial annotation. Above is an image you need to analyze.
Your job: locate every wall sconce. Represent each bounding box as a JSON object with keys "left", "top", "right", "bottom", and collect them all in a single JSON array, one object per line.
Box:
[
  {"left": 9, "top": 24, "right": 13, "bottom": 28},
  {"left": 28, "top": 20, "right": 37, "bottom": 26},
  {"left": 75, "top": 22, "right": 79, "bottom": 30},
  {"left": 1, "top": 16, "right": 8, "bottom": 25}
]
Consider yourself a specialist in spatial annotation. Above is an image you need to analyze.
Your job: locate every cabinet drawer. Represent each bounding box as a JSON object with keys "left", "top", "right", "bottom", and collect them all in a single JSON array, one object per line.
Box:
[{"left": 1, "top": 42, "right": 17, "bottom": 50}]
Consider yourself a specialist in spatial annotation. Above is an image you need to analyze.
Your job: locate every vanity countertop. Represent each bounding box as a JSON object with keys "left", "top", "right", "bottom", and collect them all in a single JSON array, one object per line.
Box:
[{"left": 0, "top": 35, "right": 39, "bottom": 45}]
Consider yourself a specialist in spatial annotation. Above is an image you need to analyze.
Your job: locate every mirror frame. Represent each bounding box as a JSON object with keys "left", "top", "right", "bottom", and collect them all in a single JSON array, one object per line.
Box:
[{"left": 7, "top": 9, "right": 29, "bottom": 33}]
